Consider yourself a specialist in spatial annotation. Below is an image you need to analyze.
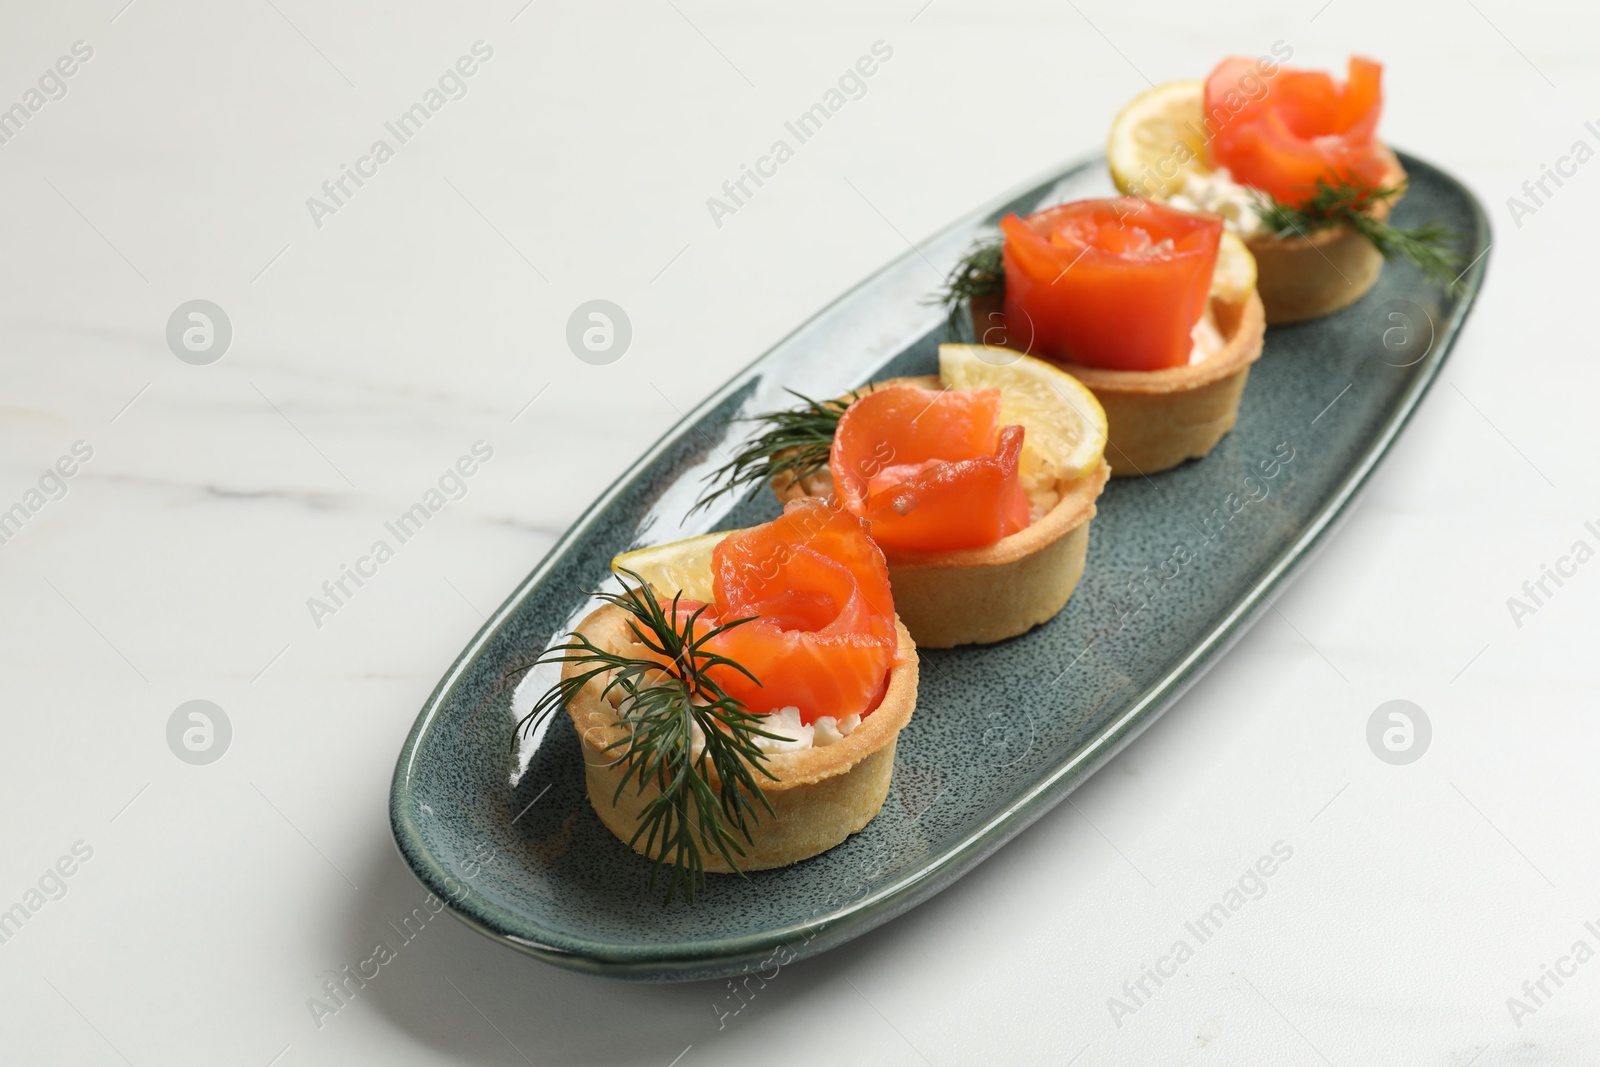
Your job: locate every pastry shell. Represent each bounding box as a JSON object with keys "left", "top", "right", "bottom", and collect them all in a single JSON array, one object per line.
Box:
[
  {"left": 1049, "top": 290, "right": 1266, "bottom": 477},
  {"left": 775, "top": 374, "right": 1110, "bottom": 648},
  {"left": 1245, "top": 145, "right": 1407, "bottom": 324},
  {"left": 869, "top": 461, "right": 1107, "bottom": 647},
  {"left": 564, "top": 602, "right": 919, "bottom": 872}
]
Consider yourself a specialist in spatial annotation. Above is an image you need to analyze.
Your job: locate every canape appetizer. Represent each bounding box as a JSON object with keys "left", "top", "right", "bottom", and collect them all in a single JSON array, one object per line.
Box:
[
  {"left": 942, "top": 196, "right": 1266, "bottom": 477},
  {"left": 696, "top": 345, "right": 1110, "bottom": 648},
  {"left": 516, "top": 500, "right": 918, "bottom": 900},
  {"left": 1105, "top": 55, "right": 1461, "bottom": 322}
]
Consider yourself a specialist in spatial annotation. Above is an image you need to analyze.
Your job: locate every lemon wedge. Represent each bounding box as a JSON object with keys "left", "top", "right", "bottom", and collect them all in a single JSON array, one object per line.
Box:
[
  {"left": 938, "top": 345, "right": 1107, "bottom": 484},
  {"left": 1107, "top": 79, "right": 1209, "bottom": 199},
  {"left": 611, "top": 531, "right": 730, "bottom": 602},
  {"left": 1211, "top": 230, "right": 1257, "bottom": 307}
]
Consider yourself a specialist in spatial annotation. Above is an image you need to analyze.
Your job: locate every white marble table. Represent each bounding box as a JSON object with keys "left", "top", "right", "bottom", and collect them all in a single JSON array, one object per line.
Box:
[{"left": 3, "top": 1, "right": 1597, "bottom": 1063}]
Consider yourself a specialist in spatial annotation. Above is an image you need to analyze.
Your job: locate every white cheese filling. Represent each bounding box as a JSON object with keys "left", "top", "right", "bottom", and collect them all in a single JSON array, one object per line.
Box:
[
  {"left": 616, "top": 695, "right": 862, "bottom": 755},
  {"left": 1166, "top": 166, "right": 1265, "bottom": 239},
  {"left": 1189, "top": 308, "right": 1226, "bottom": 366},
  {"left": 753, "top": 705, "right": 861, "bottom": 753}
]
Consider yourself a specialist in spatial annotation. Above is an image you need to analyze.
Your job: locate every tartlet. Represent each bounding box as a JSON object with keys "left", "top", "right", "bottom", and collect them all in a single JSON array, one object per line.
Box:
[
  {"left": 772, "top": 352, "right": 1111, "bottom": 648},
  {"left": 525, "top": 501, "right": 922, "bottom": 882},
  {"left": 962, "top": 197, "right": 1266, "bottom": 477},
  {"left": 565, "top": 602, "right": 918, "bottom": 872},
  {"left": 1026, "top": 289, "right": 1266, "bottom": 476},
  {"left": 1244, "top": 145, "right": 1405, "bottom": 323},
  {"left": 1107, "top": 57, "right": 1425, "bottom": 324}
]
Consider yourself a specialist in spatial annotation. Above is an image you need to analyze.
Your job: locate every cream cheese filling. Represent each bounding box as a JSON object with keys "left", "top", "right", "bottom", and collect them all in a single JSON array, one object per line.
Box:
[
  {"left": 751, "top": 705, "right": 861, "bottom": 753},
  {"left": 1189, "top": 307, "right": 1226, "bottom": 366},
  {"left": 609, "top": 682, "right": 863, "bottom": 754},
  {"left": 1164, "top": 166, "right": 1265, "bottom": 239}
]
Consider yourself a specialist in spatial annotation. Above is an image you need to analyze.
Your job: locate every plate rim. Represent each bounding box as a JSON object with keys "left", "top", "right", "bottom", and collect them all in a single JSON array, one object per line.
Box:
[{"left": 389, "top": 149, "right": 1492, "bottom": 979}]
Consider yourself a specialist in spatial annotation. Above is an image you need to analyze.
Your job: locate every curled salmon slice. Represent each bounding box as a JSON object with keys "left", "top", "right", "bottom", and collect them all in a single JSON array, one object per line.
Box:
[
  {"left": 1000, "top": 197, "right": 1221, "bottom": 371},
  {"left": 829, "top": 384, "right": 1030, "bottom": 554},
  {"left": 1206, "top": 55, "right": 1388, "bottom": 206},
  {"left": 700, "top": 500, "right": 897, "bottom": 725}
]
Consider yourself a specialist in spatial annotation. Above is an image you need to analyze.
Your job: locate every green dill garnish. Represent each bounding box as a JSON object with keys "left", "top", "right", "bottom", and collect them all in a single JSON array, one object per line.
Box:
[
  {"left": 515, "top": 569, "right": 783, "bottom": 903},
  {"left": 691, "top": 388, "right": 864, "bottom": 515},
  {"left": 1256, "top": 176, "right": 1465, "bottom": 294},
  {"left": 932, "top": 234, "right": 1006, "bottom": 315}
]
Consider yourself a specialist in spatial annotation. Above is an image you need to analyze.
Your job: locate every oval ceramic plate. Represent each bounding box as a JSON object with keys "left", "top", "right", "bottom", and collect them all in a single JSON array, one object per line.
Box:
[{"left": 390, "top": 152, "right": 1489, "bottom": 981}]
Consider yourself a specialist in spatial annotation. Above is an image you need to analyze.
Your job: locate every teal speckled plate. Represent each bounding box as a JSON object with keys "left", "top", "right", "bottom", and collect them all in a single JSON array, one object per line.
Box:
[{"left": 390, "top": 152, "right": 1489, "bottom": 981}]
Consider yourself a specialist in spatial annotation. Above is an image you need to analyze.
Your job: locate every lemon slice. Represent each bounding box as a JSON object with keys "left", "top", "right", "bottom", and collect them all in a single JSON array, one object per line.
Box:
[
  {"left": 938, "top": 344, "right": 1107, "bottom": 483},
  {"left": 611, "top": 531, "right": 730, "bottom": 602},
  {"left": 1210, "top": 230, "right": 1257, "bottom": 307},
  {"left": 1107, "top": 79, "right": 1209, "bottom": 199}
]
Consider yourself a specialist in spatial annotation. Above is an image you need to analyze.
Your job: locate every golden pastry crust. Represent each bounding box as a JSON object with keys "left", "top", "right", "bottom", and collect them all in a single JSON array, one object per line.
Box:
[
  {"left": 1245, "top": 144, "right": 1407, "bottom": 324},
  {"left": 774, "top": 374, "right": 1109, "bottom": 648},
  {"left": 1052, "top": 290, "right": 1266, "bottom": 477},
  {"left": 565, "top": 603, "right": 919, "bottom": 872},
  {"left": 875, "top": 459, "right": 1107, "bottom": 647}
]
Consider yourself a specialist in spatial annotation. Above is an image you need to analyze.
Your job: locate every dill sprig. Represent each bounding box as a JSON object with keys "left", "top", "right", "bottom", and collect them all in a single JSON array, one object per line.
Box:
[
  {"left": 691, "top": 388, "right": 863, "bottom": 514},
  {"left": 1256, "top": 176, "right": 1465, "bottom": 294},
  {"left": 515, "top": 569, "right": 783, "bottom": 903},
  {"left": 932, "top": 234, "right": 1005, "bottom": 315}
]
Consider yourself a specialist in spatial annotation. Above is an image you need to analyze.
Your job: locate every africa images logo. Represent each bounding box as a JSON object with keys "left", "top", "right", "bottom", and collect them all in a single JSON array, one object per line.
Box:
[
  {"left": 305, "top": 442, "right": 494, "bottom": 628},
  {"left": 0, "top": 441, "right": 94, "bottom": 547},
  {"left": 0, "top": 841, "right": 94, "bottom": 948},
  {"left": 704, "top": 41, "right": 894, "bottom": 228},
  {"left": 1104, "top": 841, "right": 1295, "bottom": 1028},
  {"left": 0, "top": 40, "right": 94, "bottom": 148},
  {"left": 304, "top": 41, "right": 494, "bottom": 230},
  {"left": 1503, "top": 516, "right": 1600, "bottom": 629}
]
